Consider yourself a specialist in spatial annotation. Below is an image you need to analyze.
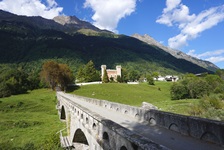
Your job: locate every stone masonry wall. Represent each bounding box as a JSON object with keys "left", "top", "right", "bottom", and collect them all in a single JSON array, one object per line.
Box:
[{"left": 70, "top": 94, "right": 224, "bottom": 146}]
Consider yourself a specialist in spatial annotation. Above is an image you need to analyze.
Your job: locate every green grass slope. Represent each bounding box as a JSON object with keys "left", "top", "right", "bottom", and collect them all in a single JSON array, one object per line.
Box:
[
  {"left": 0, "top": 89, "right": 64, "bottom": 149},
  {"left": 72, "top": 82, "right": 198, "bottom": 115}
]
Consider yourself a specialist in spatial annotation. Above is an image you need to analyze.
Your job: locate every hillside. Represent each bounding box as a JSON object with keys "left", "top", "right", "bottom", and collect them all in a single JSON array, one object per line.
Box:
[
  {"left": 0, "top": 89, "right": 64, "bottom": 149},
  {"left": 132, "top": 34, "right": 219, "bottom": 72},
  {"left": 0, "top": 10, "right": 216, "bottom": 75}
]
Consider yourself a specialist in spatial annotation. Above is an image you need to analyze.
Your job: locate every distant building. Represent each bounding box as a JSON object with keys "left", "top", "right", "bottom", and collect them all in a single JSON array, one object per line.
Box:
[
  {"left": 101, "top": 65, "right": 121, "bottom": 81},
  {"left": 165, "top": 75, "right": 179, "bottom": 82},
  {"left": 154, "top": 76, "right": 166, "bottom": 81}
]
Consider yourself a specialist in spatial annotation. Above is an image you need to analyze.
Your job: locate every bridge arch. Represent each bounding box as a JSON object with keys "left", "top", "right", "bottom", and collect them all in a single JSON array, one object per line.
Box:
[
  {"left": 60, "top": 105, "right": 66, "bottom": 120},
  {"left": 169, "top": 123, "right": 179, "bottom": 133},
  {"left": 92, "top": 123, "right": 97, "bottom": 130},
  {"left": 200, "top": 131, "right": 220, "bottom": 144},
  {"left": 149, "top": 117, "right": 156, "bottom": 126},
  {"left": 72, "top": 128, "right": 89, "bottom": 146},
  {"left": 103, "top": 132, "right": 109, "bottom": 142}
]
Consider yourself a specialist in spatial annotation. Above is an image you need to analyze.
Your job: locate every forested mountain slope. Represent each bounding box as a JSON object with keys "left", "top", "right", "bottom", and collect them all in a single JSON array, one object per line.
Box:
[{"left": 0, "top": 10, "right": 215, "bottom": 75}]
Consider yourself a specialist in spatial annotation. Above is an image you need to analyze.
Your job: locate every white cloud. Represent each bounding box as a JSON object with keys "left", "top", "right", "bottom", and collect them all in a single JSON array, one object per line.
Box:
[
  {"left": 205, "top": 56, "right": 224, "bottom": 63},
  {"left": 164, "top": 0, "right": 181, "bottom": 13},
  {"left": 83, "top": 0, "right": 137, "bottom": 32},
  {"left": 187, "top": 49, "right": 197, "bottom": 57},
  {"left": 187, "top": 49, "right": 224, "bottom": 63},
  {"left": 0, "top": 0, "right": 63, "bottom": 19},
  {"left": 156, "top": 0, "right": 224, "bottom": 49}
]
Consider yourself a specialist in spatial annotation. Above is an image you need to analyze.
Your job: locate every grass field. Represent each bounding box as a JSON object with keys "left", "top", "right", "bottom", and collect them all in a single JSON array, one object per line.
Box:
[
  {"left": 0, "top": 82, "right": 198, "bottom": 149},
  {"left": 0, "top": 89, "right": 65, "bottom": 149},
  {"left": 72, "top": 82, "right": 198, "bottom": 115}
]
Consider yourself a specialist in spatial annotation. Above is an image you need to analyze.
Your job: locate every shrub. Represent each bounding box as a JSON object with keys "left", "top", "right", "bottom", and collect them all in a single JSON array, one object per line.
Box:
[
  {"left": 189, "top": 95, "right": 224, "bottom": 121},
  {"left": 146, "top": 74, "right": 154, "bottom": 85},
  {"left": 170, "top": 83, "right": 188, "bottom": 100},
  {"left": 187, "top": 78, "right": 209, "bottom": 98}
]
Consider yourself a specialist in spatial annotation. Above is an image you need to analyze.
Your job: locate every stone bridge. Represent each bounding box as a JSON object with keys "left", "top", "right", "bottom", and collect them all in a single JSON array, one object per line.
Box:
[{"left": 56, "top": 91, "right": 224, "bottom": 150}]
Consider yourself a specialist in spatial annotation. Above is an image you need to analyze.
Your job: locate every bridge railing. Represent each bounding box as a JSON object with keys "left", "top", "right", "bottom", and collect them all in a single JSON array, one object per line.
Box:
[
  {"left": 67, "top": 94, "right": 149, "bottom": 122},
  {"left": 144, "top": 109, "right": 224, "bottom": 146},
  {"left": 58, "top": 92, "right": 224, "bottom": 147},
  {"left": 57, "top": 92, "right": 168, "bottom": 150}
]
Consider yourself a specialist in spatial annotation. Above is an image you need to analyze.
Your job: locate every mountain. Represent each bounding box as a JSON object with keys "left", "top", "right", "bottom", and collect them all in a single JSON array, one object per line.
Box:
[
  {"left": 132, "top": 34, "right": 219, "bottom": 72},
  {"left": 0, "top": 10, "right": 217, "bottom": 75},
  {"left": 53, "top": 15, "right": 100, "bottom": 31}
]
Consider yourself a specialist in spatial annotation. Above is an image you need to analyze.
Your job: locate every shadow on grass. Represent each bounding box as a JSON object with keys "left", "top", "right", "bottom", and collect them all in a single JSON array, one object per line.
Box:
[{"left": 66, "top": 85, "right": 80, "bottom": 93}]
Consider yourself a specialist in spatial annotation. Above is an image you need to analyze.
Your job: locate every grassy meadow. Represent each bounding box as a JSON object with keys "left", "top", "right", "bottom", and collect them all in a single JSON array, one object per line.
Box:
[
  {"left": 72, "top": 82, "right": 198, "bottom": 115},
  {"left": 0, "top": 89, "right": 65, "bottom": 149},
  {"left": 0, "top": 82, "right": 199, "bottom": 149}
]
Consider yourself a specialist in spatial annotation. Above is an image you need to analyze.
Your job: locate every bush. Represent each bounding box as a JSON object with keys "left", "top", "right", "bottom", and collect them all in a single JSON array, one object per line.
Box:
[
  {"left": 189, "top": 95, "right": 224, "bottom": 121},
  {"left": 146, "top": 74, "right": 154, "bottom": 85},
  {"left": 0, "top": 68, "right": 30, "bottom": 98},
  {"left": 187, "top": 78, "right": 209, "bottom": 98},
  {"left": 170, "top": 83, "right": 188, "bottom": 100}
]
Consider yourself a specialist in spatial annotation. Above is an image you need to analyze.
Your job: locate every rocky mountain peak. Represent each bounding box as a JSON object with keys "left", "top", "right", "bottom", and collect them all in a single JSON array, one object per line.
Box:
[
  {"left": 53, "top": 15, "right": 101, "bottom": 32},
  {"left": 53, "top": 15, "right": 80, "bottom": 25}
]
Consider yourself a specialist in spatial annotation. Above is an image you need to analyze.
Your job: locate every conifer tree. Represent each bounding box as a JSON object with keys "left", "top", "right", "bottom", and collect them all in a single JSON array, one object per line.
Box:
[
  {"left": 77, "top": 60, "right": 100, "bottom": 82},
  {"left": 102, "top": 69, "right": 109, "bottom": 83}
]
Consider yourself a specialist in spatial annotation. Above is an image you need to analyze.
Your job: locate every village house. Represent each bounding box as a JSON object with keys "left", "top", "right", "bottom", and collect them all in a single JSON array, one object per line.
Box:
[
  {"left": 165, "top": 75, "right": 179, "bottom": 82},
  {"left": 153, "top": 75, "right": 179, "bottom": 82},
  {"left": 101, "top": 65, "right": 121, "bottom": 81}
]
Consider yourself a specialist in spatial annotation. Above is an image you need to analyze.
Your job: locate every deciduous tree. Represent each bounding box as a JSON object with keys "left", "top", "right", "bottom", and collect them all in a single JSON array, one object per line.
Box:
[
  {"left": 40, "top": 61, "right": 74, "bottom": 91},
  {"left": 40, "top": 61, "right": 60, "bottom": 90},
  {"left": 58, "top": 64, "right": 74, "bottom": 91}
]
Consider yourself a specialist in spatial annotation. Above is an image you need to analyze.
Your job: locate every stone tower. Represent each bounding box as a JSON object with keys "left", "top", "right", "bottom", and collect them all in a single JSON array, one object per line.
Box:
[
  {"left": 116, "top": 65, "right": 122, "bottom": 77},
  {"left": 101, "top": 65, "right": 106, "bottom": 79}
]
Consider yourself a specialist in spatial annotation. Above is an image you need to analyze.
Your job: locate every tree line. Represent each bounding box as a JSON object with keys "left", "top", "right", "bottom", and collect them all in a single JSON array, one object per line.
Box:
[
  {"left": 170, "top": 72, "right": 224, "bottom": 100},
  {"left": 0, "top": 61, "right": 74, "bottom": 98},
  {"left": 0, "top": 59, "right": 165, "bottom": 98}
]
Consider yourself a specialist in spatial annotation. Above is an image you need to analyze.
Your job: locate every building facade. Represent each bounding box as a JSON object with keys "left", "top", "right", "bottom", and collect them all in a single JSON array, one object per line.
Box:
[{"left": 101, "top": 65, "right": 121, "bottom": 81}]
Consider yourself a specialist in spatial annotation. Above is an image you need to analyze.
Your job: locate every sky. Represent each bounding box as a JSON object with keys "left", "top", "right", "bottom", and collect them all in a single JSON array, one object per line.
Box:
[{"left": 0, "top": 0, "right": 224, "bottom": 69}]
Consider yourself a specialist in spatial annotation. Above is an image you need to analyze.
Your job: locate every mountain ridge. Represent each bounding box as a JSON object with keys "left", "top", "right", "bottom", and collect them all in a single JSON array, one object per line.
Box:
[
  {"left": 0, "top": 10, "right": 217, "bottom": 75},
  {"left": 132, "top": 34, "right": 219, "bottom": 72}
]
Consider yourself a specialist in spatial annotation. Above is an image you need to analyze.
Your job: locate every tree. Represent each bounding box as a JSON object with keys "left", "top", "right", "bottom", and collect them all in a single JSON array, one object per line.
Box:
[
  {"left": 146, "top": 74, "right": 154, "bottom": 85},
  {"left": 170, "top": 83, "right": 188, "bottom": 100},
  {"left": 117, "top": 75, "right": 122, "bottom": 83},
  {"left": 58, "top": 64, "right": 74, "bottom": 91},
  {"left": 216, "top": 69, "right": 224, "bottom": 80},
  {"left": 152, "top": 72, "right": 159, "bottom": 80},
  {"left": 84, "top": 60, "right": 100, "bottom": 82},
  {"left": 0, "top": 67, "right": 30, "bottom": 98},
  {"left": 187, "top": 78, "right": 209, "bottom": 98},
  {"left": 40, "top": 61, "right": 74, "bottom": 91},
  {"left": 205, "top": 74, "right": 224, "bottom": 93},
  {"left": 76, "top": 66, "right": 85, "bottom": 82},
  {"left": 170, "top": 75, "right": 213, "bottom": 100},
  {"left": 128, "top": 70, "right": 140, "bottom": 81},
  {"left": 102, "top": 68, "right": 109, "bottom": 83},
  {"left": 121, "top": 68, "right": 128, "bottom": 83},
  {"left": 76, "top": 60, "right": 100, "bottom": 82},
  {"left": 40, "top": 61, "right": 60, "bottom": 90}
]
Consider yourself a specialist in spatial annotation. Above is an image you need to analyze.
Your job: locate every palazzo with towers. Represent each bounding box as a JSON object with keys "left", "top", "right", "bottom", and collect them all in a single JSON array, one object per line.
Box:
[{"left": 101, "top": 65, "right": 121, "bottom": 81}]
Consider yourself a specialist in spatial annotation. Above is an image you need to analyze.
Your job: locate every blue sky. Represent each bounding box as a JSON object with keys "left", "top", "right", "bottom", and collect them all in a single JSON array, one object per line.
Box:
[{"left": 0, "top": 0, "right": 224, "bottom": 68}]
